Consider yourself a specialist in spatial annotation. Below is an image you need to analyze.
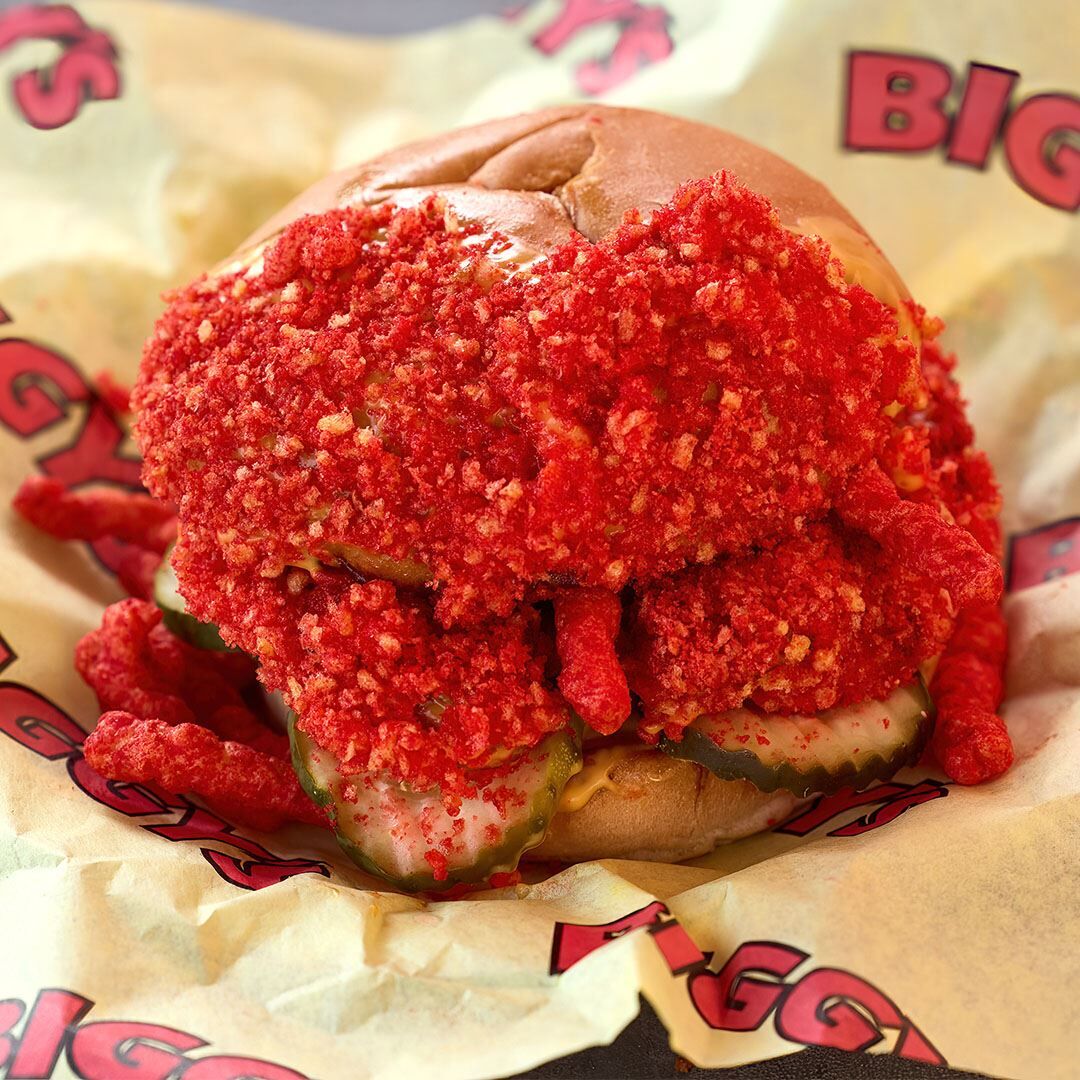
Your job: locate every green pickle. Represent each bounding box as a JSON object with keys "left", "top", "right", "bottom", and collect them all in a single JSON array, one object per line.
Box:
[
  {"left": 660, "top": 680, "right": 933, "bottom": 799},
  {"left": 329, "top": 543, "right": 431, "bottom": 587},
  {"left": 289, "top": 714, "right": 582, "bottom": 892},
  {"left": 153, "top": 545, "right": 235, "bottom": 652}
]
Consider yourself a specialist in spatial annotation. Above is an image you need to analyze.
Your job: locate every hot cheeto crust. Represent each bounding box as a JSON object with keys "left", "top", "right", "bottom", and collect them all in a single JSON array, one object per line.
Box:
[{"left": 133, "top": 174, "right": 1003, "bottom": 795}]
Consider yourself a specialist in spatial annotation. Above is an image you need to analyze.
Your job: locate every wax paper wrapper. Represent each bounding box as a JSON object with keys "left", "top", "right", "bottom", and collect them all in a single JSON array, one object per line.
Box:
[{"left": 0, "top": 2, "right": 1077, "bottom": 1078}]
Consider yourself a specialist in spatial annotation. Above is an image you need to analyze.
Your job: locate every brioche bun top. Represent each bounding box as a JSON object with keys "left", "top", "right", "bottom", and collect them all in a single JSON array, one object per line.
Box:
[{"left": 235, "top": 105, "right": 910, "bottom": 322}]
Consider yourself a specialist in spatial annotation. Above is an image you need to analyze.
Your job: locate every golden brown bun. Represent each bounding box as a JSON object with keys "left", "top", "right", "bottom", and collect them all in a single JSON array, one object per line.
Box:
[
  {"left": 236, "top": 108, "right": 902, "bottom": 862},
  {"left": 529, "top": 751, "right": 800, "bottom": 864},
  {"left": 235, "top": 105, "right": 909, "bottom": 317}
]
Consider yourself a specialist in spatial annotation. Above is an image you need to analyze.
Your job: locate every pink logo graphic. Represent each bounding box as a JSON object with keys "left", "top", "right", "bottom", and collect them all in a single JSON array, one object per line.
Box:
[
  {"left": 523, "top": 0, "right": 674, "bottom": 95},
  {"left": 0, "top": 306, "right": 141, "bottom": 580},
  {"left": 0, "top": 4, "right": 120, "bottom": 129},
  {"left": 1007, "top": 518, "right": 1080, "bottom": 591},
  {"left": 550, "top": 904, "right": 946, "bottom": 1065},
  {"left": 775, "top": 779, "right": 950, "bottom": 838},
  {"left": 844, "top": 50, "right": 1079, "bottom": 212},
  {"left": 0, "top": 988, "right": 307, "bottom": 1079}
]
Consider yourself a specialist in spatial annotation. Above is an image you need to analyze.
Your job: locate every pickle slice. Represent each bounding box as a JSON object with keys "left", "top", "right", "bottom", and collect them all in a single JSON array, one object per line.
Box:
[
  {"left": 659, "top": 681, "right": 932, "bottom": 799},
  {"left": 289, "top": 715, "right": 581, "bottom": 892},
  {"left": 328, "top": 543, "right": 432, "bottom": 587},
  {"left": 153, "top": 546, "right": 235, "bottom": 652}
]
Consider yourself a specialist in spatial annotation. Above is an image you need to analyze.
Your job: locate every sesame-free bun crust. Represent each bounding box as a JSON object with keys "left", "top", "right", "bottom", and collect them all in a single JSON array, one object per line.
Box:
[
  {"left": 529, "top": 751, "right": 801, "bottom": 864},
  {"left": 236, "top": 105, "right": 908, "bottom": 314}
]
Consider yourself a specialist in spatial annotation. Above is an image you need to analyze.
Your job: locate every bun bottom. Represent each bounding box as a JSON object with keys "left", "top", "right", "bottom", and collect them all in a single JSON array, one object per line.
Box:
[{"left": 528, "top": 751, "right": 802, "bottom": 864}]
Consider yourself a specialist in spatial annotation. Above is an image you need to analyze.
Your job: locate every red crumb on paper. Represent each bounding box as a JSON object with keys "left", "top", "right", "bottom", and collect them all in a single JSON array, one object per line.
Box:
[
  {"left": 94, "top": 370, "right": 133, "bottom": 416},
  {"left": 13, "top": 475, "right": 175, "bottom": 601}
]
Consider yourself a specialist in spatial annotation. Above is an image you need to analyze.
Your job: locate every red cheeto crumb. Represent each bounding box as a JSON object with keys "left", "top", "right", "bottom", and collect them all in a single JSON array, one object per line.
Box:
[
  {"left": 113, "top": 545, "right": 164, "bottom": 602},
  {"left": 424, "top": 849, "right": 450, "bottom": 882},
  {"left": 838, "top": 463, "right": 1002, "bottom": 611},
  {"left": 94, "top": 370, "right": 133, "bottom": 416},
  {"left": 76, "top": 599, "right": 287, "bottom": 758}
]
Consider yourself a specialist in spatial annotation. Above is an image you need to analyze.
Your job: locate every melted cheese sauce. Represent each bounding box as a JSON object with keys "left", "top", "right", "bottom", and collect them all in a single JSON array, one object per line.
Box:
[{"left": 558, "top": 745, "right": 650, "bottom": 812}]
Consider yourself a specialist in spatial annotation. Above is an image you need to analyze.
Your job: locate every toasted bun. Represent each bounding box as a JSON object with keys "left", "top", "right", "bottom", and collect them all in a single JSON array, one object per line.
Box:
[
  {"left": 234, "top": 105, "right": 910, "bottom": 321},
  {"left": 530, "top": 751, "right": 800, "bottom": 864},
  {"left": 239, "top": 107, "right": 902, "bottom": 861}
]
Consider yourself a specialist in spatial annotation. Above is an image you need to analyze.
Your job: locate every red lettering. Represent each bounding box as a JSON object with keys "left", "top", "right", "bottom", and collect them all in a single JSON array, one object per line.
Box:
[
  {"left": 13, "top": 39, "right": 120, "bottom": 130},
  {"left": 1004, "top": 93, "right": 1080, "bottom": 211},
  {"left": 68, "top": 1021, "right": 205, "bottom": 1080},
  {"left": 39, "top": 400, "right": 141, "bottom": 488},
  {"left": 0, "top": 1000, "right": 26, "bottom": 1071},
  {"left": 0, "top": 303, "right": 10, "bottom": 324},
  {"left": 8, "top": 988, "right": 92, "bottom": 1079},
  {"left": 201, "top": 851, "right": 328, "bottom": 894},
  {"left": 577, "top": 6, "right": 672, "bottom": 95},
  {"left": 0, "top": 338, "right": 90, "bottom": 438},
  {"left": 774, "top": 967, "right": 904, "bottom": 1052},
  {"left": 845, "top": 51, "right": 952, "bottom": 153},
  {"left": 68, "top": 754, "right": 184, "bottom": 817},
  {"left": 183, "top": 1055, "right": 308, "bottom": 1080},
  {"left": 0, "top": 634, "right": 11, "bottom": 674},
  {"left": 946, "top": 63, "right": 1018, "bottom": 168},
  {"left": 894, "top": 1023, "right": 947, "bottom": 1065},
  {"left": 145, "top": 808, "right": 286, "bottom": 862},
  {"left": 549, "top": 901, "right": 668, "bottom": 974},
  {"left": 688, "top": 942, "right": 807, "bottom": 1031},
  {"left": 830, "top": 781, "right": 948, "bottom": 836},
  {"left": 0, "top": 684, "right": 85, "bottom": 758},
  {"left": 1008, "top": 517, "right": 1080, "bottom": 590},
  {"left": 532, "top": 0, "right": 639, "bottom": 53},
  {"left": 146, "top": 808, "right": 328, "bottom": 889},
  {"left": 776, "top": 781, "right": 948, "bottom": 837},
  {"left": 201, "top": 850, "right": 329, "bottom": 891},
  {"left": 649, "top": 920, "right": 705, "bottom": 974},
  {"left": 0, "top": 5, "right": 89, "bottom": 51},
  {"left": 0, "top": 5, "right": 120, "bottom": 130}
]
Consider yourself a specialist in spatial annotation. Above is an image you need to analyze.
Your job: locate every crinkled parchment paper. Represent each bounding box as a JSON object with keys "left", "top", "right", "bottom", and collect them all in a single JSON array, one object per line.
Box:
[{"left": 0, "top": 2, "right": 1077, "bottom": 1077}]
